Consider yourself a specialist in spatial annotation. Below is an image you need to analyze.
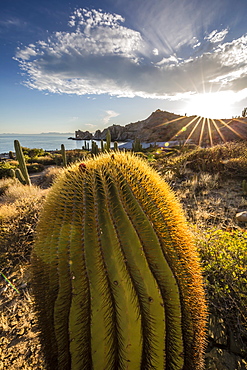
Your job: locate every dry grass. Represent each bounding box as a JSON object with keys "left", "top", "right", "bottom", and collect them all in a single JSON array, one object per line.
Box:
[
  {"left": 0, "top": 179, "right": 48, "bottom": 369},
  {"left": 1, "top": 145, "right": 247, "bottom": 369}
]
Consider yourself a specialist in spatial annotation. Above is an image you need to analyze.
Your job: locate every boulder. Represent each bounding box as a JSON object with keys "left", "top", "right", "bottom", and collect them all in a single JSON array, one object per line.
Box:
[{"left": 236, "top": 211, "right": 247, "bottom": 222}]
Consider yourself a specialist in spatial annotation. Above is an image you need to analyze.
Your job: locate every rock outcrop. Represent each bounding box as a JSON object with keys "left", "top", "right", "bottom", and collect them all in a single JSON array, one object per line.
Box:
[
  {"left": 75, "top": 110, "right": 186, "bottom": 142},
  {"left": 75, "top": 130, "right": 93, "bottom": 140}
]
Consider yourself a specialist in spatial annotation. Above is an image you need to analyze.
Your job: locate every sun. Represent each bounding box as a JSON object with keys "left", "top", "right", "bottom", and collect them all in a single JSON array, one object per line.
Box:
[{"left": 185, "top": 92, "right": 235, "bottom": 119}]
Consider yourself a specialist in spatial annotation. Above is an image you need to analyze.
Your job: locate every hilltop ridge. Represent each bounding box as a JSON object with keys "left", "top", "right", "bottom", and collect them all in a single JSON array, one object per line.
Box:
[
  {"left": 74, "top": 109, "right": 247, "bottom": 145},
  {"left": 75, "top": 110, "right": 185, "bottom": 142}
]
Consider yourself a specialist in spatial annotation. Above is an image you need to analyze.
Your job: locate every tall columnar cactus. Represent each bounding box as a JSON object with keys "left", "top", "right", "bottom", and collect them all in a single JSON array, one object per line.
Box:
[
  {"left": 132, "top": 137, "right": 143, "bottom": 152},
  {"left": 14, "top": 140, "right": 31, "bottom": 185},
  {"left": 106, "top": 129, "right": 111, "bottom": 152},
  {"left": 61, "top": 144, "right": 67, "bottom": 167},
  {"left": 32, "top": 152, "right": 207, "bottom": 370},
  {"left": 91, "top": 141, "right": 99, "bottom": 156}
]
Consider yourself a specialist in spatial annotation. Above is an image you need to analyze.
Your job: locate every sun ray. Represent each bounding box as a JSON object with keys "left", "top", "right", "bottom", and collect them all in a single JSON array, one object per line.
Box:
[
  {"left": 211, "top": 118, "right": 226, "bottom": 144},
  {"left": 229, "top": 118, "right": 247, "bottom": 125},
  {"left": 156, "top": 115, "right": 186, "bottom": 127},
  {"left": 169, "top": 115, "right": 200, "bottom": 141},
  {"left": 207, "top": 118, "right": 213, "bottom": 147},
  {"left": 198, "top": 117, "right": 206, "bottom": 147},
  {"left": 218, "top": 119, "right": 245, "bottom": 140},
  {"left": 184, "top": 116, "right": 203, "bottom": 145}
]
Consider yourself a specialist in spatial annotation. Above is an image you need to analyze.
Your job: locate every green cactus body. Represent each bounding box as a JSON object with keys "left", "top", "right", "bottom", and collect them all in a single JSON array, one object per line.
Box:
[
  {"left": 15, "top": 168, "right": 26, "bottom": 184},
  {"left": 114, "top": 141, "right": 118, "bottom": 151},
  {"left": 14, "top": 140, "right": 31, "bottom": 185},
  {"left": 32, "top": 152, "right": 207, "bottom": 370},
  {"left": 9, "top": 168, "right": 16, "bottom": 178},
  {"left": 106, "top": 129, "right": 111, "bottom": 152},
  {"left": 91, "top": 141, "right": 99, "bottom": 156},
  {"left": 61, "top": 144, "right": 67, "bottom": 167},
  {"left": 132, "top": 138, "right": 143, "bottom": 152}
]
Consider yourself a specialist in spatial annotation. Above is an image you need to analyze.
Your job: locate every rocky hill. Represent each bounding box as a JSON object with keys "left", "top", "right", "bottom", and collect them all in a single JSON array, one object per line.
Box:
[
  {"left": 76, "top": 110, "right": 185, "bottom": 142},
  {"left": 74, "top": 110, "right": 247, "bottom": 145}
]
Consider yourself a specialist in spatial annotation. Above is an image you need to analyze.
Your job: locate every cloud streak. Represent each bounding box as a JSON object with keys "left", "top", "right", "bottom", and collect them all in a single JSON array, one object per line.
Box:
[
  {"left": 103, "top": 110, "right": 120, "bottom": 125},
  {"left": 14, "top": 8, "right": 247, "bottom": 104}
]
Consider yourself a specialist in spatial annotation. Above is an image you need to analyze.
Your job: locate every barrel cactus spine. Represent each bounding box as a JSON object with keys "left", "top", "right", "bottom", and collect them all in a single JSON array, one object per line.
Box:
[
  {"left": 14, "top": 140, "right": 31, "bottom": 185},
  {"left": 32, "top": 152, "right": 207, "bottom": 370}
]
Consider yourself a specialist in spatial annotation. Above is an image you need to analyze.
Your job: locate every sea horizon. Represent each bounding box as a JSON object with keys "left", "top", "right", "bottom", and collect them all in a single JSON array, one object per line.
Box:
[
  {"left": 0, "top": 133, "right": 126, "bottom": 154},
  {"left": 0, "top": 133, "right": 90, "bottom": 154}
]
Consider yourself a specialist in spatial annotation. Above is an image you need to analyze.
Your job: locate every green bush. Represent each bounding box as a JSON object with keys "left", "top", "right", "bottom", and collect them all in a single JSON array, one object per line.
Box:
[
  {"left": 26, "top": 163, "right": 45, "bottom": 173},
  {"left": 0, "top": 162, "right": 17, "bottom": 179},
  {"left": 197, "top": 228, "right": 247, "bottom": 338},
  {"left": 30, "top": 155, "right": 56, "bottom": 165},
  {"left": 21, "top": 147, "right": 45, "bottom": 158}
]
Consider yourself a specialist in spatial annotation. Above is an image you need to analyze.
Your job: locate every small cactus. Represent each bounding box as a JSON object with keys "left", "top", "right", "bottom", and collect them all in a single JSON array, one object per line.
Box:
[
  {"left": 61, "top": 144, "right": 67, "bottom": 167},
  {"left": 32, "top": 152, "right": 207, "bottom": 370},
  {"left": 14, "top": 140, "right": 31, "bottom": 185}
]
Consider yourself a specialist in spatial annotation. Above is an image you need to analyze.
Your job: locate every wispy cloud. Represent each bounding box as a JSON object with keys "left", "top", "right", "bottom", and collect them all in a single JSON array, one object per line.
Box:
[
  {"left": 0, "top": 17, "right": 25, "bottom": 28},
  {"left": 205, "top": 28, "right": 229, "bottom": 43},
  {"left": 103, "top": 110, "right": 120, "bottom": 125},
  {"left": 14, "top": 8, "right": 247, "bottom": 105}
]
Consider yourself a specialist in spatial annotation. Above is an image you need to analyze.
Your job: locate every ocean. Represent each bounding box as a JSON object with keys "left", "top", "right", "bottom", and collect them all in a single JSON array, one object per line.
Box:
[{"left": 0, "top": 134, "right": 104, "bottom": 154}]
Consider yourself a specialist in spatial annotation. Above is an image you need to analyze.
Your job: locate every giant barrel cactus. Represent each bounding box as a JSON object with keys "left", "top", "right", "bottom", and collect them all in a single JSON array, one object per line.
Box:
[{"left": 32, "top": 152, "right": 207, "bottom": 370}]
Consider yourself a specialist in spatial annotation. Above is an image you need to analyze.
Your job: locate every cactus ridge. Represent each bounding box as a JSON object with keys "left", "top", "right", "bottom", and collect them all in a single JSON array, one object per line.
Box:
[
  {"left": 112, "top": 158, "right": 206, "bottom": 368},
  {"left": 32, "top": 152, "right": 207, "bottom": 370},
  {"left": 108, "top": 171, "right": 184, "bottom": 365}
]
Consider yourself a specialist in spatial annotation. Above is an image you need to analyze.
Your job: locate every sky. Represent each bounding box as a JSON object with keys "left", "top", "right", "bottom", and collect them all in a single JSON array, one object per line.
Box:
[{"left": 0, "top": 0, "right": 247, "bottom": 134}]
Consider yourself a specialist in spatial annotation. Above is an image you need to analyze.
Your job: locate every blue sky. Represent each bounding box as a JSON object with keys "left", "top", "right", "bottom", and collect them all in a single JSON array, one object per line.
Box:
[{"left": 0, "top": 0, "right": 247, "bottom": 134}]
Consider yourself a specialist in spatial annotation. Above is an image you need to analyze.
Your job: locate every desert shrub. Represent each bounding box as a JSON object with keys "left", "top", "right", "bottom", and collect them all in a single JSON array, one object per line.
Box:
[
  {"left": 52, "top": 153, "right": 63, "bottom": 165},
  {"left": 222, "top": 157, "right": 247, "bottom": 178},
  {"left": 66, "top": 149, "right": 89, "bottom": 164},
  {"left": 197, "top": 228, "right": 247, "bottom": 340},
  {"left": 31, "top": 155, "right": 56, "bottom": 165},
  {"left": 184, "top": 173, "right": 219, "bottom": 195},
  {"left": 0, "top": 178, "right": 17, "bottom": 196},
  {"left": 0, "top": 162, "right": 16, "bottom": 179},
  {"left": 165, "top": 141, "right": 247, "bottom": 177},
  {"left": 26, "top": 163, "right": 45, "bottom": 173},
  {"left": 0, "top": 182, "right": 47, "bottom": 270},
  {"left": 21, "top": 147, "right": 44, "bottom": 158},
  {"left": 34, "top": 166, "right": 61, "bottom": 189}
]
